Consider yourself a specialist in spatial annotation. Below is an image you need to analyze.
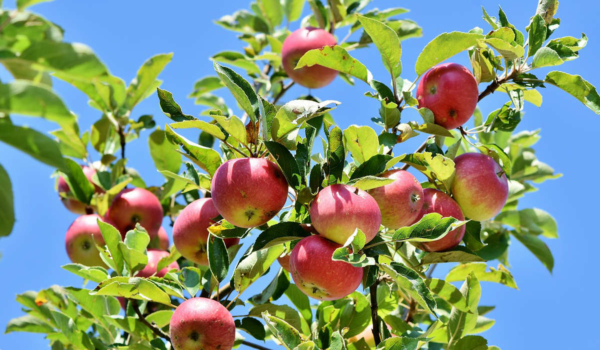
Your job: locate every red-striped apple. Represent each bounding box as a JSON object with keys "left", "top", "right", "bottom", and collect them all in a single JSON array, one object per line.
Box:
[
  {"left": 65, "top": 214, "right": 108, "bottom": 268},
  {"left": 106, "top": 188, "right": 163, "bottom": 239},
  {"left": 136, "top": 250, "right": 179, "bottom": 278},
  {"left": 368, "top": 170, "right": 424, "bottom": 229}
]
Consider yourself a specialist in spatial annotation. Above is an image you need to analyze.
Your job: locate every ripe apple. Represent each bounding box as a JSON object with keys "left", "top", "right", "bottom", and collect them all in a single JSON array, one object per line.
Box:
[
  {"left": 173, "top": 198, "right": 240, "bottom": 265},
  {"left": 368, "top": 170, "right": 424, "bottom": 229},
  {"left": 310, "top": 184, "right": 381, "bottom": 244},
  {"left": 211, "top": 158, "right": 288, "bottom": 228},
  {"left": 65, "top": 214, "right": 109, "bottom": 268},
  {"left": 415, "top": 188, "right": 465, "bottom": 252},
  {"left": 278, "top": 253, "right": 291, "bottom": 272},
  {"left": 282, "top": 27, "right": 338, "bottom": 88},
  {"left": 417, "top": 63, "right": 479, "bottom": 129},
  {"left": 136, "top": 250, "right": 179, "bottom": 278},
  {"left": 149, "top": 226, "right": 170, "bottom": 251},
  {"left": 58, "top": 165, "right": 103, "bottom": 214},
  {"left": 451, "top": 153, "right": 509, "bottom": 221},
  {"left": 106, "top": 188, "right": 163, "bottom": 239},
  {"left": 290, "top": 235, "right": 363, "bottom": 300},
  {"left": 170, "top": 297, "right": 235, "bottom": 350}
]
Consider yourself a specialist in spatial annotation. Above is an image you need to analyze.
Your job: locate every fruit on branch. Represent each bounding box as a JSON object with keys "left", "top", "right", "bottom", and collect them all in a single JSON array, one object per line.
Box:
[
  {"left": 277, "top": 253, "right": 291, "bottom": 272},
  {"left": 149, "top": 226, "right": 170, "bottom": 251},
  {"left": 282, "top": 27, "right": 338, "bottom": 89},
  {"left": 58, "top": 166, "right": 103, "bottom": 214},
  {"left": 417, "top": 63, "right": 479, "bottom": 129},
  {"left": 65, "top": 214, "right": 109, "bottom": 268},
  {"left": 211, "top": 158, "right": 288, "bottom": 228},
  {"left": 310, "top": 184, "right": 381, "bottom": 244},
  {"left": 368, "top": 170, "right": 424, "bottom": 229},
  {"left": 415, "top": 188, "right": 465, "bottom": 252},
  {"left": 290, "top": 235, "right": 363, "bottom": 300},
  {"left": 106, "top": 188, "right": 163, "bottom": 239},
  {"left": 451, "top": 153, "right": 509, "bottom": 221},
  {"left": 170, "top": 297, "right": 235, "bottom": 350},
  {"left": 136, "top": 249, "right": 179, "bottom": 278},
  {"left": 173, "top": 198, "right": 240, "bottom": 265}
]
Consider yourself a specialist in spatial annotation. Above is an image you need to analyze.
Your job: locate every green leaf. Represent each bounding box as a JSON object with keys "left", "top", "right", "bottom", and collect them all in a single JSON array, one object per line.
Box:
[
  {"left": 498, "top": 84, "right": 543, "bottom": 107},
  {"left": 495, "top": 208, "right": 558, "bottom": 238},
  {"left": 484, "top": 38, "right": 524, "bottom": 60},
  {"left": 148, "top": 129, "right": 181, "bottom": 176},
  {"left": 511, "top": 231, "right": 554, "bottom": 273},
  {"left": 5, "top": 315, "right": 55, "bottom": 334},
  {"left": 346, "top": 176, "right": 394, "bottom": 191},
  {"left": 453, "top": 335, "right": 489, "bottom": 350},
  {"left": 119, "top": 226, "right": 150, "bottom": 275},
  {"left": 62, "top": 264, "right": 109, "bottom": 283},
  {"left": 357, "top": 15, "right": 402, "bottom": 78},
  {"left": 124, "top": 53, "right": 172, "bottom": 110},
  {"left": 178, "top": 267, "right": 202, "bottom": 297},
  {"left": 253, "top": 222, "right": 311, "bottom": 251},
  {"left": 415, "top": 32, "right": 484, "bottom": 75},
  {"left": 156, "top": 247, "right": 182, "bottom": 272},
  {"left": 285, "top": 284, "right": 313, "bottom": 323},
  {"left": 296, "top": 45, "right": 373, "bottom": 84},
  {"left": 250, "top": 304, "right": 302, "bottom": 331},
  {"left": 400, "top": 152, "right": 455, "bottom": 191},
  {"left": 0, "top": 123, "right": 65, "bottom": 173},
  {"left": 0, "top": 164, "right": 15, "bottom": 238},
  {"left": 157, "top": 88, "right": 195, "bottom": 122},
  {"left": 343, "top": 125, "right": 379, "bottom": 164},
  {"left": 381, "top": 262, "right": 437, "bottom": 314},
  {"left": 212, "top": 51, "right": 261, "bottom": 75},
  {"left": 376, "top": 337, "right": 419, "bottom": 350},
  {"left": 0, "top": 80, "right": 76, "bottom": 132},
  {"left": 536, "top": 0, "right": 559, "bottom": 25},
  {"left": 391, "top": 212, "right": 466, "bottom": 242},
  {"left": 262, "top": 313, "right": 302, "bottom": 350},
  {"left": 426, "top": 278, "right": 470, "bottom": 313},
  {"left": 62, "top": 159, "right": 95, "bottom": 204},
  {"left": 208, "top": 234, "right": 229, "bottom": 282},
  {"left": 528, "top": 14, "right": 547, "bottom": 57},
  {"left": 446, "top": 263, "right": 518, "bottom": 289},
  {"left": 421, "top": 246, "right": 485, "bottom": 265},
  {"left": 283, "top": 0, "right": 306, "bottom": 22},
  {"left": 214, "top": 62, "right": 261, "bottom": 121},
  {"left": 215, "top": 10, "right": 270, "bottom": 34},
  {"left": 234, "top": 245, "right": 284, "bottom": 293},
  {"left": 263, "top": 141, "right": 299, "bottom": 189},
  {"left": 165, "top": 125, "right": 222, "bottom": 177},
  {"left": 258, "top": 0, "right": 284, "bottom": 28},
  {"left": 350, "top": 154, "right": 392, "bottom": 180},
  {"left": 145, "top": 310, "right": 173, "bottom": 328},
  {"left": 548, "top": 34, "right": 588, "bottom": 52},
  {"left": 189, "top": 76, "right": 225, "bottom": 97},
  {"left": 531, "top": 47, "right": 564, "bottom": 68},
  {"left": 171, "top": 120, "right": 226, "bottom": 142},
  {"left": 94, "top": 277, "right": 173, "bottom": 306},
  {"left": 211, "top": 114, "right": 248, "bottom": 145},
  {"left": 250, "top": 267, "right": 289, "bottom": 304},
  {"left": 271, "top": 99, "right": 339, "bottom": 146},
  {"left": 98, "top": 220, "right": 124, "bottom": 275},
  {"left": 447, "top": 273, "right": 480, "bottom": 346},
  {"left": 235, "top": 317, "right": 266, "bottom": 341},
  {"left": 49, "top": 129, "right": 87, "bottom": 160},
  {"left": 16, "top": 0, "right": 53, "bottom": 10},
  {"left": 544, "top": 71, "right": 600, "bottom": 114}
]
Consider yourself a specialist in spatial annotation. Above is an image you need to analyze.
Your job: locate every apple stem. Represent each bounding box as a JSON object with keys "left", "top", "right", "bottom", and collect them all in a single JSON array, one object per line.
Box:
[
  {"left": 369, "top": 281, "right": 382, "bottom": 345},
  {"left": 131, "top": 300, "right": 171, "bottom": 342}
]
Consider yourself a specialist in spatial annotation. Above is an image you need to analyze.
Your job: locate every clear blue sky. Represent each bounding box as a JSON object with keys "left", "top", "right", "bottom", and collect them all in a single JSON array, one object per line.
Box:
[{"left": 1, "top": 0, "right": 599, "bottom": 349}]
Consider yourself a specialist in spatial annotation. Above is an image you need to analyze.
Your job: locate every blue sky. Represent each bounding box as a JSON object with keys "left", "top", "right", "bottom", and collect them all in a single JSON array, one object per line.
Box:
[{"left": 1, "top": 0, "right": 599, "bottom": 349}]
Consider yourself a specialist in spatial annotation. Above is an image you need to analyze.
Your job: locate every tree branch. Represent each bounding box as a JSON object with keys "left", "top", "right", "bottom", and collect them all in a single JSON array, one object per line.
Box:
[
  {"left": 369, "top": 282, "right": 382, "bottom": 346},
  {"left": 132, "top": 300, "right": 171, "bottom": 342},
  {"left": 400, "top": 137, "right": 432, "bottom": 171},
  {"left": 210, "top": 283, "right": 233, "bottom": 301},
  {"left": 117, "top": 124, "right": 127, "bottom": 169},
  {"left": 272, "top": 81, "right": 295, "bottom": 105},
  {"left": 241, "top": 340, "right": 272, "bottom": 350}
]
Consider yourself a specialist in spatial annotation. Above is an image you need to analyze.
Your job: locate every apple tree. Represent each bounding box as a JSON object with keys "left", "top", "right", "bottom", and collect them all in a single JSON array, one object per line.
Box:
[{"left": 2, "top": 0, "right": 596, "bottom": 349}]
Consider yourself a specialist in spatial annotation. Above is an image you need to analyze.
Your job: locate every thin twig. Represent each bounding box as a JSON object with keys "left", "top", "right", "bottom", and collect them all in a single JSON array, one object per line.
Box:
[
  {"left": 400, "top": 137, "right": 432, "bottom": 171},
  {"left": 272, "top": 81, "right": 295, "bottom": 105},
  {"left": 426, "top": 264, "right": 437, "bottom": 279},
  {"left": 241, "top": 340, "right": 272, "bottom": 350},
  {"left": 131, "top": 300, "right": 171, "bottom": 342},
  {"left": 210, "top": 283, "right": 233, "bottom": 300},
  {"left": 369, "top": 282, "right": 382, "bottom": 346}
]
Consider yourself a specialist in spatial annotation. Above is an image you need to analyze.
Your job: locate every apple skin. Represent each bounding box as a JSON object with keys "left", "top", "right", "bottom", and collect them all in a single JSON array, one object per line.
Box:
[
  {"left": 417, "top": 63, "right": 479, "bottom": 129},
  {"left": 58, "top": 166, "right": 103, "bottom": 214},
  {"left": 310, "top": 184, "right": 381, "bottom": 244},
  {"left": 282, "top": 27, "right": 338, "bottom": 88},
  {"left": 136, "top": 250, "right": 179, "bottom": 278},
  {"left": 290, "top": 235, "right": 363, "bottom": 300},
  {"left": 278, "top": 253, "right": 291, "bottom": 272},
  {"left": 415, "top": 189, "right": 465, "bottom": 252},
  {"left": 451, "top": 153, "right": 509, "bottom": 221},
  {"left": 170, "top": 297, "right": 236, "bottom": 350},
  {"left": 106, "top": 188, "right": 164, "bottom": 239},
  {"left": 65, "top": 214, "right": 109, "bottom": 268},
  {"left": 211, "top": 158, "right": 288, "bottom": 228},
  {"left": 149, "top": 227, "right": 170, "bottom": 251},
  {"left": 173, "top": 198, "right": 240, "bottom": 265},
  {"left": 368, "top": 170, "right": 424, "bottom": 230}
]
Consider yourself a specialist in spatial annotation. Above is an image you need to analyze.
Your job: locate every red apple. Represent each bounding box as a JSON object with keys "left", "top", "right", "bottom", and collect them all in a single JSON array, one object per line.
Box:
[
  {"left": 451, "top": 153, "right": 509, "bottom": 221},
  {"left": 415, "top": 189, "right": 465, "bottom": 252},
  {"left": 290, "top": 235, "right": 363, "bottom": 300},
  {"left": 368, "top": 170, "right": 424, "bottom": 229},
  {"left": 58, "top": 165, "right": 103, "bottom": 214},
  {"left": 65, "top": 214, "right": 108, "bottom": 268},
  {"left": 170, "top": 297, "right": 235, "bottom": 350},
  {"left": 211, "top": 158, "right": 288, "bottom": 228},
  {"left": 278, "top": 253, "right": 291, "bottom": 272},
  {"left": 173, "top": 198, "right": 240, "bottom": 265},
  {"left": 136, "top": 250, "right": 179, "bottom": 278},
  {"left": 106, "top": 188, "right": 163, "bottom": 239},
  {"left": 149, "top": 226, "right": 170, "bottom": 251},
  {"left": 310, "top": 184, "right": 381, "bottom": 244},
  {"left": 117, "top": 297, "right": 127, "bottom": 311},
  {"left": 417, "top": 63, "right": 479, "bottom": 129},
  {"left": 282, "top": 27, "right": 338, "bottom": 88}
]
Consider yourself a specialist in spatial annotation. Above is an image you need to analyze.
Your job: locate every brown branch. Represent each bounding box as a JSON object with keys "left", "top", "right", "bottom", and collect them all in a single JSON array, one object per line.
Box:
[
  {"left": 272, "top": 81, "right": 295, "bottom": 105},
  {"left": 210, "top": 283, "right": 233, "bottom": 301},
  {"left": 241, "top": 340, "right": 272, "bottom": 350},
  {"left": 132, "top": 300, "right": 171, "bottom": 342},
  {"left": 117, "top": 125, "right": 127, "bottom": 169},
  {"left": 400, "top": 137, "right": 432, "bottom": 171},
  {"left": 369, "top": 282, "right": 382, "bottom": 346},
  {"left": 404, "top": 299, "right": 417, "bottom": 323}
]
